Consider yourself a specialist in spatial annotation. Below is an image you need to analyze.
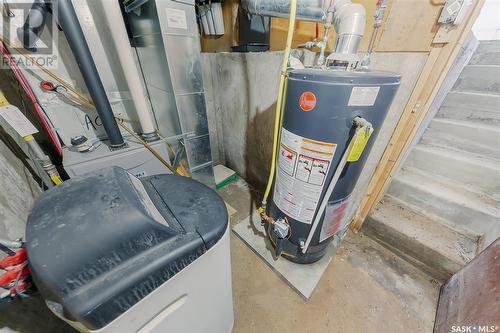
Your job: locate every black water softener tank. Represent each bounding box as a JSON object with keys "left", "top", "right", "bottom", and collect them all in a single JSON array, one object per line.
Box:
[
  {"left": 268, "top": 69, "right": 400, "bottom": 264},
  {"left": 25, "top": 167, "right": 233, "bottom": 332}
]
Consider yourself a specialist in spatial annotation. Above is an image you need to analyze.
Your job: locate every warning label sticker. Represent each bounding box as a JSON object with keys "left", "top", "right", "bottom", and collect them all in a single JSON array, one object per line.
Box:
[
  {"left": 166, "top": 8, "right": 188, "bottom": 30},
  {"left": 319, "top": 196, "right": 352, "bottom": 242},
  {"left": 348, "top": 86, "right": 380, "bottom": 106},
  {"left": 273, "top": 128, "right": 337, "bottom": 224},
  {"left": 279, "top": 145, "right": 297, "bottom": 176}
]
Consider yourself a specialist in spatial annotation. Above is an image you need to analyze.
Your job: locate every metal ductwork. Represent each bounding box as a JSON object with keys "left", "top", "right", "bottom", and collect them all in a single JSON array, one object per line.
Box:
[
  {"left": 240, "top": 0, "right": 366, "bottom": 55},
  {"left": 332, "top": 0, "right": 366, "bottom": 55},
  {"left": 57, "top": 0, "right": 126, "bottom": 149},
  {"left": 240, "top": 0, "right": 325, "bottom": 21}
]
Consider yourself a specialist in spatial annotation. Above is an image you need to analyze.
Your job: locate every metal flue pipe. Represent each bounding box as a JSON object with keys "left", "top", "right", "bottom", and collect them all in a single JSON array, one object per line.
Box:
[
  {"left": 241, "top": 0, "right": 366, "bottom": 55},
  {"left": 58, "top": 0, "right": 126, "bottom": 149},
  {"left": 332, "top": 0, "right": 366, "bottom": 54}
]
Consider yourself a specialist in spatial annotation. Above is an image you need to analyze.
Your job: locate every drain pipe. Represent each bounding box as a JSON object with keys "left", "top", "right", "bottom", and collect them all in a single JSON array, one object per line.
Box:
[
  {"left": 57, "top": 0, "right": 126, "bottom": 149},
  {"left": 241, "top": 0, "right": 365, "bottom": 55},
  {"left": 100, "top": 1, "right": 159, "bottom": 142}
]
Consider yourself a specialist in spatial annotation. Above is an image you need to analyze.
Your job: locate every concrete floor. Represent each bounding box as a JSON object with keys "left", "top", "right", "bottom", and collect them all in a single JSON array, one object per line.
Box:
[
  {"left": 219, "top": 178, "right": 441, "bottom": 333},
  {"left": 0, "top": 177, "right": 441, "bottom": 333}
]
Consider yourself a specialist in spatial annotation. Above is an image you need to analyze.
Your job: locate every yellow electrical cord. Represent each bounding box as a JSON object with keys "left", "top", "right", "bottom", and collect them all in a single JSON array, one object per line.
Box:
[{"left": 262, "top": 0, "right": 298, "bottom": 208}]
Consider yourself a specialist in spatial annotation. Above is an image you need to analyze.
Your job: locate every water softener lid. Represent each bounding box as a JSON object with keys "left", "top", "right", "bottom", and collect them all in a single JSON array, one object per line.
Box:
[
  {"left": 288, "top": 68, "right": 401, "bottom": 85},
  {"left": 26, "top": 167, "right": 228, "bottom": 330}
]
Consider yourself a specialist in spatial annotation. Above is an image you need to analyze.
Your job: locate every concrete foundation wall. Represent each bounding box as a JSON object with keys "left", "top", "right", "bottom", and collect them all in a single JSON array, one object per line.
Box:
[
  {"left": 202, "top": 52, "right": 427, "bottom": 215},
  {"left": 0, "top": 139, "right": 41, "bottom": 241},
  {"left": 202, "top": 52, "right": 283, "bottom": 183}
]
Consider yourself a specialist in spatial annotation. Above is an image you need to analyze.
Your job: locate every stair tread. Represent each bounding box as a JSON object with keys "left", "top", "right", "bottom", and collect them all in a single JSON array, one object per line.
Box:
[
  {"left": 443, "top": 91, "right": 500, "bottom": 111},
  {"left": 445, "top": 90, "right": 500, "bottom": 99},
  {"left": 439, "top": 103, "right": 500, "bottom": 115},
  {"left": 420, "top": 132, "right": 500, "bottom": 159},
  {"left": 476, "top": 40, "right": 500, "bottom": 51},
  {"left": 453, "top": 65, "right": 500, "bottom": 95},
  {"left": 436, "top": 106, "right": 500, "bottom": 125},
  {"left": 451, "top": 88, "right": 500, "bottom": 96},
  {"left": 393, "top": 167, "right": 500, "bottom": 218},
  {"left": 408, "top": 144, "right": 500, "bottom": 199},
  {"left": 471, "top": 41, "right": 500, "bottom": 65},
  {"left": 431, "top": 117, "right": 500, "bottom": 132},
  {"left": 370, "top": 195, "right": 478, "bottom": 266},
  {"left": 412, "top": 144, "right": 500, "bottom": 170},
  {"left": 464, "top": 64, "right": 500, "bottom": 68},
  {"left": 421, "top": 118, "right": 500, "bottom": 161}
]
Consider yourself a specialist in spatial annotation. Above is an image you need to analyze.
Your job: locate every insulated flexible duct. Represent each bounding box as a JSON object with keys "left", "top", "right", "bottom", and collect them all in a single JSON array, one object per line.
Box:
[{"left": 57, "top": 0, "right": 125, "bottom": 149}]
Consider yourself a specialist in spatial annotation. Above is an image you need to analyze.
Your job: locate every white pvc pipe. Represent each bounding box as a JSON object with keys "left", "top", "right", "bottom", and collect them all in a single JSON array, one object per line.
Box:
[{"left": 101, "top": 0, "right": 157, "bottom": 137}]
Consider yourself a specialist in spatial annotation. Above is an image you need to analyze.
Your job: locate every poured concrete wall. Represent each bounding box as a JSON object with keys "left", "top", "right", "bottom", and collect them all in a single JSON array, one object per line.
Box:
[
  {"left": 202, "top": 52, "right": 427, "bottom": 214},
  {"left": 0, "top": 73, "right": 42, "bottom": 242},
  {"left": 0, "top": 139, "right": 41, "bottom": 241},
  {"left": 202, "top": 52, "right": 282, "bottom": 183}
]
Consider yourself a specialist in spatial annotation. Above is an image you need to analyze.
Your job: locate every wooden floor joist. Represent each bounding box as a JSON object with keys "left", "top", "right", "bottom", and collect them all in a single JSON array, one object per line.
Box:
[{"left": 351, "top": 0, "right": 487, "bottom": 231}]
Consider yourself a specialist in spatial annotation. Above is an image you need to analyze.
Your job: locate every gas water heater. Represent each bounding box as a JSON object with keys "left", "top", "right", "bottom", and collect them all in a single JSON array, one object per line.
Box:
[
  {"left": 242, "top": 0, "right": 401, "bottom": 263},
  {"left": 268, "top": 69, "right": 400, "bottom": 264}
]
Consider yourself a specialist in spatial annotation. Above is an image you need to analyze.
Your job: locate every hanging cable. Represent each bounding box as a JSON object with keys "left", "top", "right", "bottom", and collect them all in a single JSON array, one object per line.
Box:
[
  {"left": 117, "top": 121, "right": 179, "bottom": 175},
  {"left": 0, "top": 40, "right": 63, "bottom": 156},
  {"left": 0, "top": 37, "right": 93, "bottom": 105},
  {"left": 0, "top": 36, "right": 180, "bottom": 176}
]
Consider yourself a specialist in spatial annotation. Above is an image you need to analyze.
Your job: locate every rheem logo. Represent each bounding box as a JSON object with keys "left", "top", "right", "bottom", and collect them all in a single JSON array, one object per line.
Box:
[{"left": 299, "top": 91, "right": 317, "bottom": 112}]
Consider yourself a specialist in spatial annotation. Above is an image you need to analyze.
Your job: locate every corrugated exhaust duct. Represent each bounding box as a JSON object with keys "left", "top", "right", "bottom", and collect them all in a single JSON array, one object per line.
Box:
[{"left": 57, "top": 0, "right": 126, "bottom": 149}]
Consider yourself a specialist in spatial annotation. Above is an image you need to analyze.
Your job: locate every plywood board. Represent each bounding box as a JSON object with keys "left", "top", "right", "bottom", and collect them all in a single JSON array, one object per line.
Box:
[
  {"left": 376, "top": 0, "right": 443, "bottom": 52},
  {"left": 434, "top": 239, "right": 500, "bottom": 333},
  {"left": 200, "top": 0, "right": 239, "bottom": 52},
  {"left": 270, "top": 0, "right": 393, "bottom": 51},
  {"left": 202, "top": 0, "right": 445, "bottom": 53}
]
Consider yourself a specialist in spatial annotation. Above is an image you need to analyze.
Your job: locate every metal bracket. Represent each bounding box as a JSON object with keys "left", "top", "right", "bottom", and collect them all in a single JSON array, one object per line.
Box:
[
  {"left": 438, "top": 0, "right": 471, "bottom": 25},
  {"left": 325, "top": 52, "right": 360, "bottom": 71}
]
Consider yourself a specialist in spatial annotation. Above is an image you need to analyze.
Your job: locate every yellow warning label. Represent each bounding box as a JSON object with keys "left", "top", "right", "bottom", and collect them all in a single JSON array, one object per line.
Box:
[
  {"left": 347, "top": 125, "right": 374, "bottom": 162},
  {"left": 0, "top": 90, "right": 9, "bottom": 107}
]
